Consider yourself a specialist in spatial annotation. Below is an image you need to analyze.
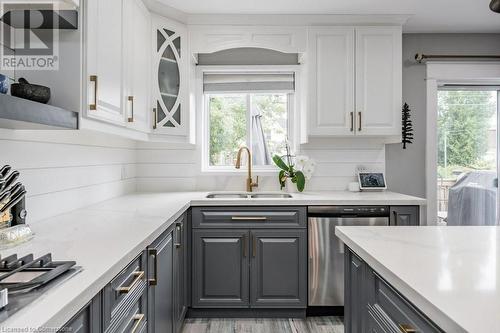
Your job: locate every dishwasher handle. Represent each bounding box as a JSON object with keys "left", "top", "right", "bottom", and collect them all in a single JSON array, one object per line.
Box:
[{"left": 308, "top": 206, "right": 389, "bottom": 217}]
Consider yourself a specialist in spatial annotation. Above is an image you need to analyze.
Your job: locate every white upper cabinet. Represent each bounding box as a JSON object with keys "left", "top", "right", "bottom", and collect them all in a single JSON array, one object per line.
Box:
[
  {"left": 307, "top": 26, "right": 402, "bottom": 138},
  {"left": 85, "top": 0, "right": 126, "bottom": 125},
  {"left": 124, "top": 0, "right": 151, "bottom": 133},
  {"left": 308, "top": 27, "right": 355, "bottom": 136},
  {"left": 151, "top": 15, "right": 189, "bottom": 136},
  {"left": 355, "top": 27, "right": 402, "bottom": 136},
  {"left": 84, "top": 0, "right": 156, "bottom": 140}
]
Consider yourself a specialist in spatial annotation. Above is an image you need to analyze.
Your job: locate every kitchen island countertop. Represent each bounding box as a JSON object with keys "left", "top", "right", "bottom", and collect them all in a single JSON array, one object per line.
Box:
[{"left": 336, "top": 226, "right": 500, "bottom": 333}]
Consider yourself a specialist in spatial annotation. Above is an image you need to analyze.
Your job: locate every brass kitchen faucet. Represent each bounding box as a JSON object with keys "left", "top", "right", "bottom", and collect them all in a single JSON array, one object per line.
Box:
[{"left": 235, "top": 146, "right": 259, "bottom": 192}]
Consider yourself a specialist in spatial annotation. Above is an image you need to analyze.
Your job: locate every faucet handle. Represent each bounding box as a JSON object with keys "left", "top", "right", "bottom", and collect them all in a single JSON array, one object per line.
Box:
[{"left": 253, "top": 176, "right": 259, "bottom": 188}]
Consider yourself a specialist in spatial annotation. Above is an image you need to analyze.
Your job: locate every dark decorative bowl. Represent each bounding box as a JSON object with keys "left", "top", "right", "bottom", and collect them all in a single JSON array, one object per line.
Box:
[{"left": 11, "top": 78, "right": 51, "bottom": 104}]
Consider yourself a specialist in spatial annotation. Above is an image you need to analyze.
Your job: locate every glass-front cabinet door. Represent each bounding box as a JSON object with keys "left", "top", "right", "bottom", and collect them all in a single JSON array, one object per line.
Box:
[{"left": 152, "top": 16, "right": 188, "bottom": 135}]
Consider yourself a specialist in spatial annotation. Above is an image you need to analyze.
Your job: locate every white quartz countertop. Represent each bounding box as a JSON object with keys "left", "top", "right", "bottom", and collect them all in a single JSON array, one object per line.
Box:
[
  {"left": 191, "top": 190, "right": 426, "bottom": 206},
  {"left": 335, "top": 226, "right": 500, "bottom": 333},
  {"left": 0, "top": 190, "right": 424, "bottom": 329}
]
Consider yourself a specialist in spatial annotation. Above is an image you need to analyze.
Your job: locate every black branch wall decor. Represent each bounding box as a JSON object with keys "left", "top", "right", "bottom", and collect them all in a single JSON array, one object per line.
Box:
[{"left": 402, "top": 103, "right": 414, "bottom": 149}]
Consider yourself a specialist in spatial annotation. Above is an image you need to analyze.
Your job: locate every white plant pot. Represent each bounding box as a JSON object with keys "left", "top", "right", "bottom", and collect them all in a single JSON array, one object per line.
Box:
[{"left": 285, "top": 178, "right": 299, "bottom": 193}]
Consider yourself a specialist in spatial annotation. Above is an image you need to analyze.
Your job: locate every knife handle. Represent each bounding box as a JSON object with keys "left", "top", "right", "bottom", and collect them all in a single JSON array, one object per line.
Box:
[{"left": 1, "top": 190, "right": 26, "bottom": 213}]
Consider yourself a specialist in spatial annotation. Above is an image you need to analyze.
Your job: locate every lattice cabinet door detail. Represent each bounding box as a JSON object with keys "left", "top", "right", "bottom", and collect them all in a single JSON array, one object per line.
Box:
[{"left": 152, "top": 19, "right": 187, "bottom": 134}]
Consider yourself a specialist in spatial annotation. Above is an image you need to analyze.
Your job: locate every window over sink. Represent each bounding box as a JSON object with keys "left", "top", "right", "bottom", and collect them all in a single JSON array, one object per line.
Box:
[{"left": 199, "top": 67, "right": 300, "bottom": 172}]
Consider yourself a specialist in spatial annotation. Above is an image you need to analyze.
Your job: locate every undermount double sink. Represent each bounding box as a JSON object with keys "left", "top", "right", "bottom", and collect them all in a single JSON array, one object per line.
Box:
[{"left": 205, "top": 192, "right": 293, "bottom": 199}]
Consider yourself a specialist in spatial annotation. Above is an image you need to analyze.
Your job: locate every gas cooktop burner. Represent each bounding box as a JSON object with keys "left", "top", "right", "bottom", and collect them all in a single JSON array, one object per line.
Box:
[{"left": 0, "top": 253, "right": 80, "bottom": 323}]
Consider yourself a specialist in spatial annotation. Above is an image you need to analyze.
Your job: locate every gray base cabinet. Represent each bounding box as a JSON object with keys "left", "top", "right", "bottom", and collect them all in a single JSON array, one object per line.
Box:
[
  {"left": 148, "top": 231, "right": 174, "bottom": 333},
  {"left": 191, "top": 207, "right": 307, "bottom": 313},
  {"left": 345, "top": 247, "right": 443, "bottom": 333},
  {"left": 148, "top": 213, "right": 188, "bottom": 333},
  {"left": 192, "top": 229, "right": 249, "bottom": 308},
  {"left": 61, "top": 212, "right": 188, "bottom": 333},
  {"left": 60, "top": 294, "right": 101, "bottom": 332},
  {"left": 344, "top": 249, "right": 364, "bottom": 333},
  {"left": 389, "top": 206, "right": 419, "bottom": 226},
  {"left": 250, "top": 229, "right": 307, "bottom": 308},
  {"left": 174, "top": 215, "right": 188, "bottom": 333}
]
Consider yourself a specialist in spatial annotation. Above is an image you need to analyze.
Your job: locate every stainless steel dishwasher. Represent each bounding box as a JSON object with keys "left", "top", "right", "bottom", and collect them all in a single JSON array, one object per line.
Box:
[{"left": 308, "top": 206, "right": 389, "bottom": 307}]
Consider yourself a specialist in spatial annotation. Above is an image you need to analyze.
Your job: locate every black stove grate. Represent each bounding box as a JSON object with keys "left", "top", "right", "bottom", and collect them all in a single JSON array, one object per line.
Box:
[{"left": 0, "top": 253, "right": 76, "bottom": 293}]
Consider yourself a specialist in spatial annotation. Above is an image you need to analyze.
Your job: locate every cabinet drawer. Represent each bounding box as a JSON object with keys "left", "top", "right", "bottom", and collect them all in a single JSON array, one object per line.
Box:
[
  {"left": 61, "top": 304, "right": 90, "bottom": 332},
  {"left": 104, "top": 252, "right": 147, "bottom": 329},
  {"left": 192, "top": 207, "right": 306, "bottom": 229},
  {"left": 106, "top": 285, "right": 147, "bottom": 333},
  {"left": 370, "top": 271, "right": 442, "bottom": 333}
]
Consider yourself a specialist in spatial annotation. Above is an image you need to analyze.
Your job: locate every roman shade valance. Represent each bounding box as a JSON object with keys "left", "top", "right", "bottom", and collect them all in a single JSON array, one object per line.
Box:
[{"left": 203, "top": 72, "right": 295, "bottom": 93}]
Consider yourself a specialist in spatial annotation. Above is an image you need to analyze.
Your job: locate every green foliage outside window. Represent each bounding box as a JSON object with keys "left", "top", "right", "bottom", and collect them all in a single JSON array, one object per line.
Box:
[
  {"left": 208, "top": 94, "right": 288, "bottom": 167},
  {"left": 437, "top": 90, "right": 497, "bottom": 179}
]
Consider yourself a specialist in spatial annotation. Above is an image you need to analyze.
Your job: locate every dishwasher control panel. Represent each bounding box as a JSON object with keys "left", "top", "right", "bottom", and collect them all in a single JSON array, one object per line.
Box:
[{"left": 308, "top": 206, "right": 389, "bottom": 217}]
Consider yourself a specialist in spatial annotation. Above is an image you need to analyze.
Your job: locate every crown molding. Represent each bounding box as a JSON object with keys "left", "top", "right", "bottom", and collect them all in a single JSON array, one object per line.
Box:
[{"left": 186, "top": 14, "right": 411, "bottom": 26}]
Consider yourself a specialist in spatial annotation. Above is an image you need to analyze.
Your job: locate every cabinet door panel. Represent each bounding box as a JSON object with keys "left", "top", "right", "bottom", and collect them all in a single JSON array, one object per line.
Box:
[
  {"left": 345, "top": 248, "right": 365, "bottom": 333},
  {"left": 389, "top": 206, "right": 419, "bottom": 226},
  {"left": 192, "top": 229, "right": 249, "bottom": 308},
  {"left": 125, "top": 0, "right": 151, "bottom": 132},
  {"left": 174, "top": 215, "right": 187, "bottom": 333},
  {"left": 148, "top": 232, "right": 174, "bottom": 333},
  {"left": 86, "top": 0, "right": 125, "bottom": 124},
  {"left": 308, "top": 27, "right": 355, "bottom": 136},
  {"left": 250, "top": 229, "right": 307, "bottom": 308},
  {"left": 355, "top": 27, "right": 401, "bottom": 136},
  {"left": 152, "top": 16, "right": 188, "bottom": 135}
]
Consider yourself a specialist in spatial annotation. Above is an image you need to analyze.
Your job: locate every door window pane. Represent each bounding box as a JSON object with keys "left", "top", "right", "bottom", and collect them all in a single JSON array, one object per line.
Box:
[{"left": 437, "top": 90, "right": 498, "bottom": 225}]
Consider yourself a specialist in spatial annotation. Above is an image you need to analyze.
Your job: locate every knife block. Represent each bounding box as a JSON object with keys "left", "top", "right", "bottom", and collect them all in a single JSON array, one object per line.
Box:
[{"left": 10, "top": 197, "right": 27, "bottom": 226}]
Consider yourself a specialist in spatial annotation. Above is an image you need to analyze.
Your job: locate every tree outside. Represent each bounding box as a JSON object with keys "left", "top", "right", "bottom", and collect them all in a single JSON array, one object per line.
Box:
[
  {"left": 208, "top": 94, "right": 246, "bottom": 166},
  {"left": 437, "top": 90, "right": 497, "bottom": 180},
  {"left": 208, "top": 93, "right": 288, "bottom": 166}
]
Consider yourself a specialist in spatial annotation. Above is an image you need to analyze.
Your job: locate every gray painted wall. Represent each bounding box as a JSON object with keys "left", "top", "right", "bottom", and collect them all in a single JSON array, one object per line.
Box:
[{"left": 385, "top": 33, "right": 500, "bottom": 198}]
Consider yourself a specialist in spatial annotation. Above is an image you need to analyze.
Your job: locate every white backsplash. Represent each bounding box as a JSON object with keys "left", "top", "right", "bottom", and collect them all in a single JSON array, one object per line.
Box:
[
  {"left": 0, "top": 129, "right": 385, "bottom": 223},
  {"left": 136, "top": 138, "right": 386, "bottom": 192},
  {"left": 0, "top": 130, "right": 137, "bottom": 223}
]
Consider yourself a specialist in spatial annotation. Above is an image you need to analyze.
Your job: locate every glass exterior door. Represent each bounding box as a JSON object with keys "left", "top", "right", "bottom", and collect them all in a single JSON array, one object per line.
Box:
[{"left": 437, "top": 88, "right": 499, "bottom": 226}]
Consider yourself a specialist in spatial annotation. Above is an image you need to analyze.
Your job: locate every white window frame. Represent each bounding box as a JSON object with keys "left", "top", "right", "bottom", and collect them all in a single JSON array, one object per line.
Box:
[
  {"left": 425, "top": 61, "right": 500, "bottom": 225},
  {"left": 196, "top": 65, "right": 302, "bottom": 174}
]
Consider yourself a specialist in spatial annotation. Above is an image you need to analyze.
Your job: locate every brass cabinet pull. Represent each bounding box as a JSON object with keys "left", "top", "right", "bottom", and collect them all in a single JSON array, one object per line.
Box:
[
  {"left": 242, "top": 234, "right": 247, "bottom": 257},
  {"left": 231, "top": 216, "right": 267, "bottom": 221},
  {"left": 148, "top": 249, "right": 158, "bottom": 286},
  {"left": 89, "top": 75, "right": 98, "bottom": 110},
  {"left": 127, "top": 96, "right": 134, "bottom": 122},
  {"left": 131, "top": 313, "right": 145, "bottom": 333},
  {"left": 399, "top": 324, "right": 417, "bottom": 333},
  {"left": 252, "top": 234, "right": 256, "bottom": 257},
  {"left": 175, "top": 224, "right": 182, "bottom": 248},
  {"left": 117, "top": 271, "right": 144, "bottom": 294},
  {"left": 152, "top": 108, "right": 157, "bottom": 129},
  {"left": 358, "top": 111, "right": 362, "bottom": 131},
  {"left": 350, "top": 112, "right": 354, "bottom": 132}
]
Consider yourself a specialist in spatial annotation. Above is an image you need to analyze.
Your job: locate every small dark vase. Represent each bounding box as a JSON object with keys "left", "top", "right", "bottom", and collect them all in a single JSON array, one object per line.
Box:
[{"left": 11, "top": 78, "right": 51, "bottom": 104}]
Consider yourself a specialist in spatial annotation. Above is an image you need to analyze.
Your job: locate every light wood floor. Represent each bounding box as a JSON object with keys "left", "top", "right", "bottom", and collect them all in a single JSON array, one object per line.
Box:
[{"left": 182, "top": 317, "right": 344, "bottom": 333}]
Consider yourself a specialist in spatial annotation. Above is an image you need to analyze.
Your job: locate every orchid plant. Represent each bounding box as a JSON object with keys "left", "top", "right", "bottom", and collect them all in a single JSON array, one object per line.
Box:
[{"left": 272, "top": 142, "right": 315, "bottom": 192}]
